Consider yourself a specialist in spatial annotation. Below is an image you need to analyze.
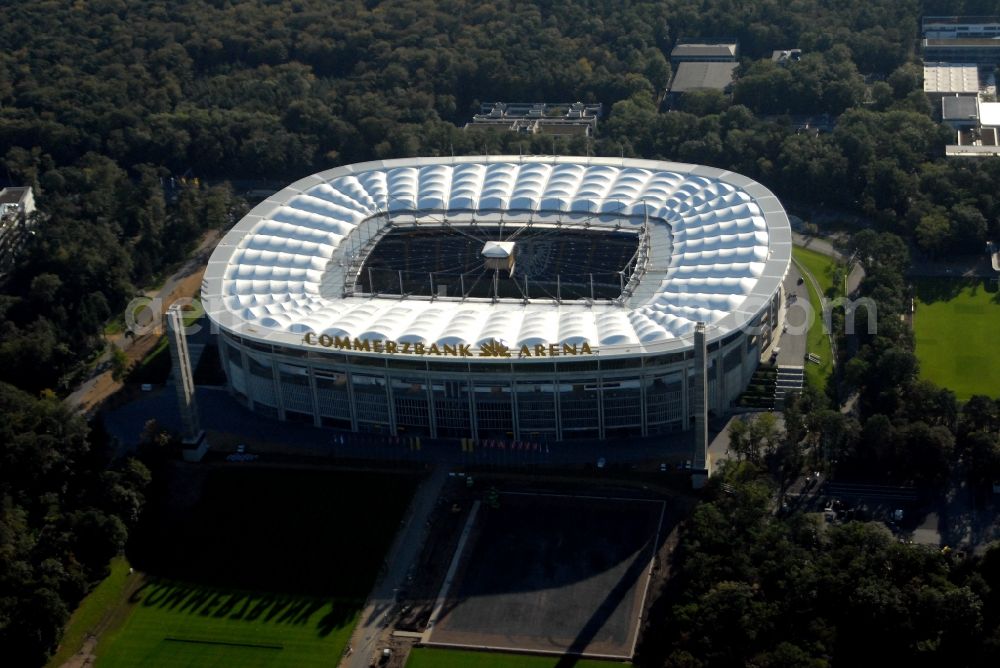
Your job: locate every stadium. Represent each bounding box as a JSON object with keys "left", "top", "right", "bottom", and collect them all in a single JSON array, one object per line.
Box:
[{"left": 202, "top": 156, "right": 791, "bottom": 442}]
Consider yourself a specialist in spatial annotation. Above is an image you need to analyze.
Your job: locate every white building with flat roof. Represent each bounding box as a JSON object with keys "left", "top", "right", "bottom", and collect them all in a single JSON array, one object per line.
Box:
[{"left": 924, "top": 63, "right": 980, "bottom": 95}]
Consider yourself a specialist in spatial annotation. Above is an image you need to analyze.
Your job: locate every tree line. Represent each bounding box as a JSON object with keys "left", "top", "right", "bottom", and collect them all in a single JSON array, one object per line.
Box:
[
  {"left": 641, "top": 461, "right": 1000, "bottom": 667},
  {"left": 1, "top": 1, "right": 999, "bottom": 665},
  {"left": 0, "top": 383, "right": 152, "bottom": 665},
  {"left": 1, "top": 0, "right": 997, "bottom": 394}
]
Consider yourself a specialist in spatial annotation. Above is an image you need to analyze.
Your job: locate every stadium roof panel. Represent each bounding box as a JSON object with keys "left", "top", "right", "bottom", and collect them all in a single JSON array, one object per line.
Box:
[{"left": 203, "top": 157, "right": 791, "bottom": 358}]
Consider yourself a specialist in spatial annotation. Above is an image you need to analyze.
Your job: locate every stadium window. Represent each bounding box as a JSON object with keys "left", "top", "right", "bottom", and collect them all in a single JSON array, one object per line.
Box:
[
  {"left": 645, "top": 352, "right": 684, "bottom": 366},
  {"left": 468, "top": 362, "right": 512, "bottom": 373},
  {"left": 244, "top": 339, "right": 273, "bottom": 353},
  {"left": 517, "top": 361, "right": 556, "bottom": 373},
  {"left": 555, "top": 360, "right": 599, "bottom": 372},
  {"left": 600, "top": 357, "right": 642, "bottom": 370},
  {"left": 387, "top": 359, "right": 428, "bottom": 371},
  {"left": 348, "top": 355, "right": 386, "bottom": 368}
]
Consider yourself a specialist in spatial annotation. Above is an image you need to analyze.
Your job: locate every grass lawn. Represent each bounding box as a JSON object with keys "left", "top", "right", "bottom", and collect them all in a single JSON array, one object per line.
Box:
[
  {"left": 793, "top": 246, "right": 841, "bottom": 298},
  {"left": 103, "top": 317, "right": 125, "bottom": 336},
  {"left": 96, "top": 582, "right": 358, "bottom": 668},
  {"left": 792, "top": 247, "right": 842, "bottom": 390},
  {"left": 913, "top": 278, "right": 1000, "bottom": 401},
  {"left": 46, "top": 557, "right": 133, "bottom": 667},
  {"left": 407, "top": 648, "right": 627, "bottom": 668},
  {"left": 95, "top": 469, "right": 418, "bottom": 667}
]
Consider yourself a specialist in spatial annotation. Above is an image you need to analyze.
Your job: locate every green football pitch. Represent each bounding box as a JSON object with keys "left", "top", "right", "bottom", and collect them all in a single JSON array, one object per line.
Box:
[
  {"left": 406, "top": 647, "right": 627, "bottom": 668},
  {"left": 96, "top": 583, "right": 357, "bottom": 667},
  {"left": 913, "top": 278, "right": 1000, "bottom": 401},
  {"left": 94, "top": 468, "right": 418, "bottom": 667}
]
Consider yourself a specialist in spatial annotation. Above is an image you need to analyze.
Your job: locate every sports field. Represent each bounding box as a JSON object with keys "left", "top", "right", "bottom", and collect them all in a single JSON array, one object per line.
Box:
[
  {"left": 913, "top": 278, "right": 1000, "bottom": 400},
  {"left": 95, "top": 468, "right": 418, "bottom": 666},
  {"left": 428, "top": 493, "right": 663, "bottom": 659},
  {"left": 407, "top": 647, "right": 627, "bottom": 667},
  {"left": 96, "top": 581, "right": 357, "bottom": 667}
]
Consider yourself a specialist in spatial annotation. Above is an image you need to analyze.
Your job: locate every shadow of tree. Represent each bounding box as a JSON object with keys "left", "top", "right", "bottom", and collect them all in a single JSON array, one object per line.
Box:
[
  {"left": 913, "top": 277, "right": 968, "bottom": 305},
  {"left": 127, "top": 577, "right": 355, "bottom": 635}
]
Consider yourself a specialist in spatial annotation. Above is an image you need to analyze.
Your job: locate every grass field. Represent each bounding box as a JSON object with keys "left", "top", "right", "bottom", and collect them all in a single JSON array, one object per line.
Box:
[
  {"left": 96, "top": 582, "right": 357, "bottom": 668},
  {"left": 792, "top": 247, "right": 842, "bottom": 390},
  {"left": 95, "top": 469, "right": 418, "bottom": 667},
  {"left": 793, "top": 246, "right": 841, "bottom": 298},
  {"left": 46, "top": 557, "right": 133, "bottom": 667},
  {"left": 407, "top": 647, "right": 627, "bottom": 668},
  {"left": 913, "top": 278, "right": 1000, "bottom": 400}
]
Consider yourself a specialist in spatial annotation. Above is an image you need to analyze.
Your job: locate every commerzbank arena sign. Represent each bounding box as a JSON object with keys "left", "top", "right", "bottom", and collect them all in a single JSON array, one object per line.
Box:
[{"left": 301, "top": 333, "right": 595, "bottom": 358}]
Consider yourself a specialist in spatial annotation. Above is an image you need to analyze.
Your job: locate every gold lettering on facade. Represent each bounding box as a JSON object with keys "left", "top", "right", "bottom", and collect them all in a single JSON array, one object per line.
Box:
[
  {"left": 300, "top": 334, "right": 595, "bottom": 357},
  {"left": 479, "top": 339, "right": 511, "bottom": 357}
]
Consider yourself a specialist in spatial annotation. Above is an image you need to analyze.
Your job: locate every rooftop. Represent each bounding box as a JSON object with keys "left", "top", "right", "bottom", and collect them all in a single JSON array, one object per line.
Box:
[
  {"left": 925, "top": 37, "right": 1000, "bottom": 47},
  {"left": 202, "top": 157, "right": 792, "bottom": 357},
  {"left": 980, "top": 101, "right": 1000, "bottom": 126},
  {"left": 671, "top": 43, "right": 738, "bottom": 60},
  {"left": 668, "top": 61, "right": 738, "bottom": 93},
  {"left": 923, "top": 63, "right": 980, "bottom": 93},
  {"left": 942, "top": 95, "right": 979, "bottom": 121},
  {"left": 0, "top": 187, "right": 30, "bottom": 205},
  {"left": 923, "top": 16, "right": 1000, "bottom": 25},
  {"left": 771, "top": 49, "right": 802, "bottom": 64}
]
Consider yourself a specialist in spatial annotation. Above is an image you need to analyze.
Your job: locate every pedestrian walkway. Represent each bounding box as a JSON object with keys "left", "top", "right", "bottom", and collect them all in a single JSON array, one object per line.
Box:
[
  {"left": 774, "top": 365, "right": 804, "bottom": 408},
  {"left": 342, "top": 465, "right": 448, "bottom": 668}
]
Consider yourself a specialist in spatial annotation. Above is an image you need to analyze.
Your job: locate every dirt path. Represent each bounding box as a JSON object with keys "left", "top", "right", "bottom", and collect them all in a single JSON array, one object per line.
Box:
[
  {"left": 58, "top": 571, "right": 148, "bottom": 668},
  {"left": 64, "top": 230, "right": 222, "bottom": 415}
]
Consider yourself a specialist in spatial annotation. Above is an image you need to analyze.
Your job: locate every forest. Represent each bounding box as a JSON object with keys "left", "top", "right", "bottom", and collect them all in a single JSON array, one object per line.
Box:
[
  {"left": 2, "top": 0, "right": 1000, "bottom": 665},
  {"left": 1, "top": 0, "right": 998, "bottom": 392}
]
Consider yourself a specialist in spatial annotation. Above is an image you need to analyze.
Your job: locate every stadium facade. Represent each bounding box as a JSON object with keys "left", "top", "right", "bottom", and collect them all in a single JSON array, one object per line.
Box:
[{"left": 202, "top": 156, "right": 791, "bottom": 442}]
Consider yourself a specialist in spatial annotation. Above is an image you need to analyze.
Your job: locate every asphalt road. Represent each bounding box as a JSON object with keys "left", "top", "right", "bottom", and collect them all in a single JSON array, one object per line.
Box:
[{"left": 776, "top": 261, "right": 808, "bottom": 368}]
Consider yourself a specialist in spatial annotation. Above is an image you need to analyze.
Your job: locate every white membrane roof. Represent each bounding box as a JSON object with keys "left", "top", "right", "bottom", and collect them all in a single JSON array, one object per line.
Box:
[{"left": 203, "top": 156, "right": 791, "bottom": 359}]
